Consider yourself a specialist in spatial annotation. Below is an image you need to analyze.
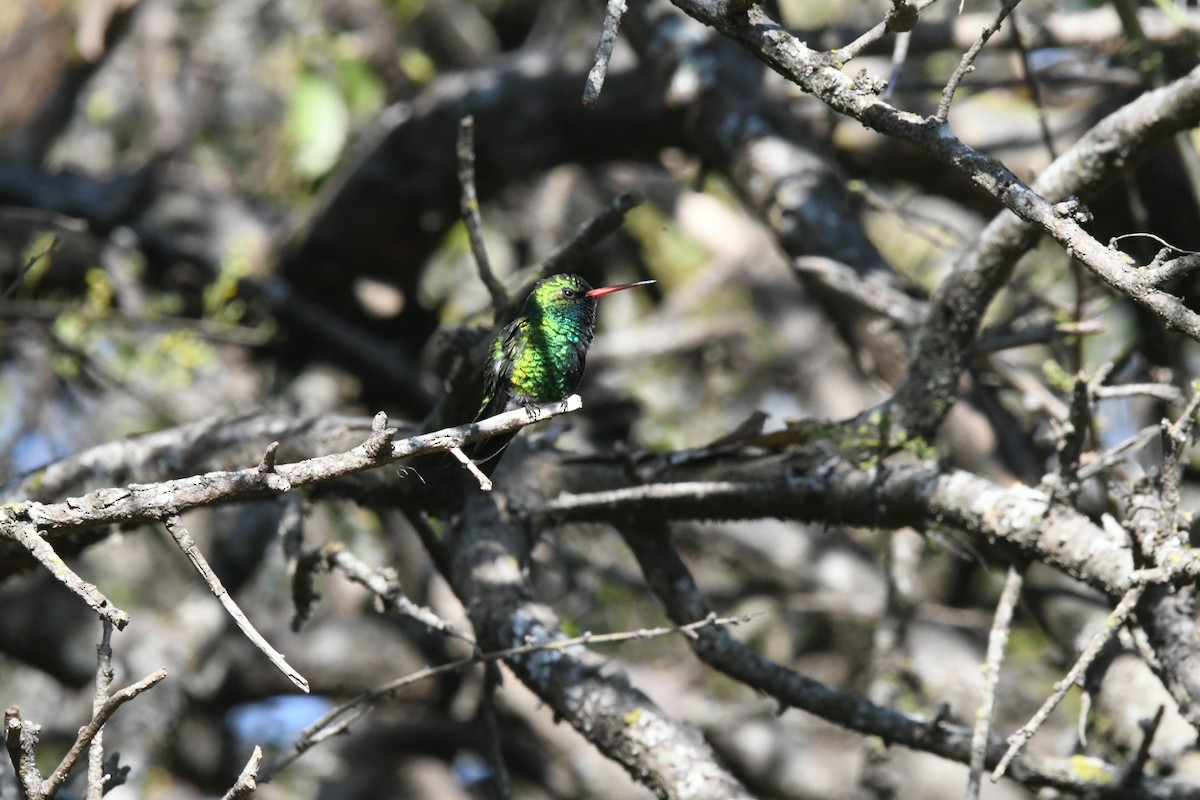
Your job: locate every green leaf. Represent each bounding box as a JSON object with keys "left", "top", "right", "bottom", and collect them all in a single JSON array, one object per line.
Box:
[{"left": 287, "top": 72, "right": 350, "bottom": 179}]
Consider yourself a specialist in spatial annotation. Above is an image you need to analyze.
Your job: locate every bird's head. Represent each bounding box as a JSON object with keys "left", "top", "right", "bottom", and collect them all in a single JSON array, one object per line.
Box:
[{"left": 526, "top": 274, "right": 655, "bottom": 319}]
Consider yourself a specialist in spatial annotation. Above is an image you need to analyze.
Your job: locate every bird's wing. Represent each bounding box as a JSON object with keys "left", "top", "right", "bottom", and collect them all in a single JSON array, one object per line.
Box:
[{"left": 477, "top": 318, "right": 524, "bottom": 420}]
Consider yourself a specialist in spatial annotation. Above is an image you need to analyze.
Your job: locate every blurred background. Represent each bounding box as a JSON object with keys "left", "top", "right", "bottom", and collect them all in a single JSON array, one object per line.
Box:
[{"left": 1, "top": 0, "right": 1200, "bottom": 797}]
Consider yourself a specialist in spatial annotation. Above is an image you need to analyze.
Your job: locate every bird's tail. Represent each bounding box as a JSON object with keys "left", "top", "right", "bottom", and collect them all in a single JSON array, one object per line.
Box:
[{"left": 460, "top": 429, "right": 519, "bottom": 477}]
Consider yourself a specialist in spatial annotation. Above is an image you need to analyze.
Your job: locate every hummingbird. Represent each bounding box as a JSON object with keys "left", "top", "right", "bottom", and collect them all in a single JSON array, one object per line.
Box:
[{"left": 478, "top": 273, "right": 656, "bottom": 422}]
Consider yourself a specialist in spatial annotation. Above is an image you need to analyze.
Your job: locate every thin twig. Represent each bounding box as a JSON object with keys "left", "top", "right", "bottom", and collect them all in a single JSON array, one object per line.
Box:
[
  {"left": 457, "top": 115, "right": 508, "bottom": 317},
  {"left": 792, "top": 256, "right": 925, "bottom": 329},
  {"left": 975, "top": 319, "right": 1103, "bottom": 354},
  {"left": 935, "top": 0, "right": 1024, "bottom": 122},
  {"left": 1093, "top": 382, "right": 1183, "bottom": 402},
  {"left": 1110, "top": 232, "right": 1200, "bottom": 255},
  {"left": 883, "top": 31, "right": 911, "bottom": 101},
  {"left": 1111, "top": 0, "right": 1200, "bottom": 215},
  {"left": 968, "top": 565, "right": 1023, "bottom": 799},
  {"left": 1077, "top": 424, "right": 1159, "bottom": 481},
  {"left": 836, "top": 22, "right": 889, "bottom": 66},
  {"left": 834, "top": 0, "right": 938, "bottom": 66},
  {"left": 1157, "top": 382, "right": 1200, "bottom": 546},
  {"left": 449, "top": 445, "right": 493, "bottom": 491},
  {"left": 221, "top": 746, "right": 263, "bottom": 800},
  {"left": 505, "top": 192, "right": 645, "bottom": 319},
  {"left": 1141, "top": 253, "right": 1200, "bottom": 285},
  {"left": 858, "top": 530, "right": 922, "bottom": 798},
  {"left": 992, "top": 584, "right": 1144, "bottom": 780},
  {"left": 86, "top": 620, "right": 116, "bottom": 800},
  {"left": 1125, "top": 706, "right": 1165, "bottom": 785},
  {"left": 480, "top": 662, "right": 512, "bottom": 800},
  {"left": 542, "top": 192, "right": 642, "bottom": 276},
  {"left": 260, "top": 612, "right": 753, "bottom": 782},
  {"left": 22, "top": 669, "right": 166, "bottom": 799},
  {"left": 1162, "top": 378, "right": 1200, "bottom": 446},
  {"left": 323, "top": 542, "right": 475, "bottom": 644},
  {"left": 1009, "top": 9, "right": 1057, "bottom": 160},
  {"left": 1054, "top": 374, "right": 1093, "bottom": 503},
  {"left": 583, "top": 0, "right": 628, "bottom": 107},
  {"left": 6, "top": 522, "right": 130, "bottom": 629},
  {"left": 2, "top": 236, "right": 60, "bottom": 300},
  {"left": 162, "top": 515, "right": 310, "bottom": 693}
]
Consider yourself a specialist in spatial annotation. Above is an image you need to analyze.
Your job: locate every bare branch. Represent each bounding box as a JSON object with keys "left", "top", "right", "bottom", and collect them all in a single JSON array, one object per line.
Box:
[
  {"left": 163, "top": 515, "right": 310, "bottom": 693},
  {"left": 624, "top": 525, "right": 1200, "bottom": 800},
  {"left": 5, "top": 522, "right": 129, "bottom": 629},
  {"left": 858, "top": 530, "right": 923, "bottom": 798},
  {"left": 617, "top": 523, "right": 1183, "bottom": 798},
  {"left": 221, "top": 746, "right": 263, "bottom": 800},
  {"left": 260, "top": 612, "right": 751, "bottom": 783},
  {"left": 975, "top": 320, "right": 1103, "bottom": 354},
  {"left": 968, "top": 566, "right": 1023, "bottom": 798},
  {"left": 935, "top": 0, "right": 1023, "bottom": 122},
  {"left": 86, "top": 620, "right": 116, "bottom": 800},
  {"left": 507, "top": 191, "right": 644, "bottom": 319},
  {"left": 833, "top": 0, "right": 936, "bottom": 66},
  {"left": 2, "top": 236, "right": 60, "bottom": 300},
  {"left": 448, "top": 445, "right": 493, "bottom": 491},
  {"left": 4, "top": 707, "right": 42, "bottom": 798},
  {"left": 1093, "top": 382, "right": 1184, "bottom": 402},
  {"left": 457, "top": 115, "right": 508, "bottom": 317},
  {"left": 993, "top": 584, "right": 1145, "bottom": 780},
  {"left": 1, "top": 396, "right": 581, "bottom": 539},
  {"left": 6, "top": 669, "right": 168, "bottom": 800},
  {"left": 322, "top": 541, "right": 475, "bottom": 645},
  {"left": 665, "top": 0, "right": 1200, "bottom": 397},
  {"left": 583, "top": 0, "right": 628, "bottom": 107},
  {"left": 889, "top": 63, "right": 1200, "bottom": 438},
  {"left": 792, "top": 256, "right": 926, "bottom": 330},
  {"left": 1078, "top": 425, "right": 1160, "bottom": 481},
  {"left": 537, "top": 458, "right": 1135, "bottom": 595}
]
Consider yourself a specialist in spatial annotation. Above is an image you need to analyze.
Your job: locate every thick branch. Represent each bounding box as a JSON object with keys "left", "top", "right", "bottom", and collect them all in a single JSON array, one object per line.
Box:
[
  {"left": 448, "top": 489, "right": 753, "bottom": 799},
  {"left": 891, "top": 62, "right": 1200, "bottom": 437},
  {"left": 618, "top": 526, "right": 1192, "bottom": 800},
  {"left": 668, "top": 0, "right": 1200, "bottom": 373},
  {"left": 1, "top": 398, "right": 580, "bottom": 538},
  {"left": 535, "top": 453, "right": 1133, "bottom": 595}
]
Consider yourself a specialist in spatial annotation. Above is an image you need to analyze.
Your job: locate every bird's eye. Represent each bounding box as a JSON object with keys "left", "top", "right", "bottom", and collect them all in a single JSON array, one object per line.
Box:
[{"left": 561, "top": 289, "right": 576, "bottom": 299}]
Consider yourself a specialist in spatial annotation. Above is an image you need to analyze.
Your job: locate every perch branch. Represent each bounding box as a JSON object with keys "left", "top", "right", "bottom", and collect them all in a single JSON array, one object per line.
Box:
[{"left": 1, "top": 397, "right": 580, "bottom": 536}]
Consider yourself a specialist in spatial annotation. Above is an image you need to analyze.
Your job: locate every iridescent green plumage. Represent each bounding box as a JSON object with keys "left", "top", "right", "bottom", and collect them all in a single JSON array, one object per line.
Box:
[{"left": 478, "top": 273, "right": 654, "bottom": 420}]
